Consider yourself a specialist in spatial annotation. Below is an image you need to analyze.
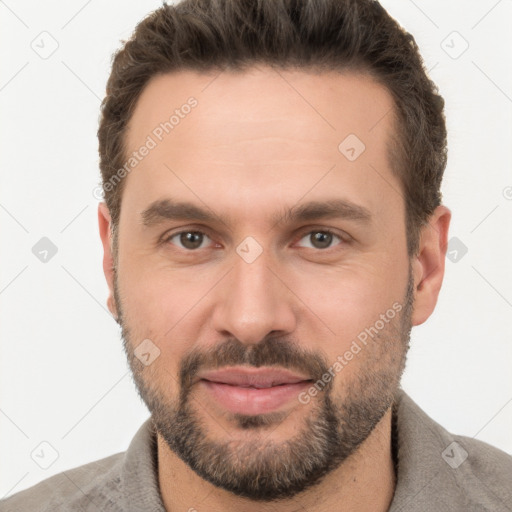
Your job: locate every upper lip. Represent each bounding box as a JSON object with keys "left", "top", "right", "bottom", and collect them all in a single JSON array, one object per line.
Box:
[{"left": 197, "top": 366, "right": 312, "bottom": 388}]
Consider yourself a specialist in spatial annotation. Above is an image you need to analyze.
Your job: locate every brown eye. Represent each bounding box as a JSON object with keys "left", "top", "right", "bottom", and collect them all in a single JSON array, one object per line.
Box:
[
  {"left": 166, "top": 231, "right": 211, "bottom": 250},
  {"left": 296, "top": 230, "right": 343, "bottom": 250}
]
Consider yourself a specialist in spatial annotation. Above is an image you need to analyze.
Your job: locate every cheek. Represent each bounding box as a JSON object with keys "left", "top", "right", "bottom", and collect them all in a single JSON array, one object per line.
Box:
[
  {"left": 122, "top": 277, "right": 186, "bottom": 330},
  {"left": 301, "top": 274, "right": 406, "bottom": 393},
  {"left": 118, "top": 272, "right": 196, "bottom": 387},
  {"left": 290, "top": 260, "right": 406, "bottom": 339},
  {"left": 118, "top": 262, "right": 216, "bottom": 345}
]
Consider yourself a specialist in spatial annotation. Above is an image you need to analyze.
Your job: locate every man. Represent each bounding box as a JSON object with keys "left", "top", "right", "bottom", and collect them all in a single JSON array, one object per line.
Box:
[{"left": 2, "top": 0, "right": 511, "bottom": 511}]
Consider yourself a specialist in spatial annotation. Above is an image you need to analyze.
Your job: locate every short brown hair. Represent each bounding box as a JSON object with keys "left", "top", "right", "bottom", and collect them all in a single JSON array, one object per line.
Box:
[{"left": 97, "top": 0, "right": 447, "bottom": 257}]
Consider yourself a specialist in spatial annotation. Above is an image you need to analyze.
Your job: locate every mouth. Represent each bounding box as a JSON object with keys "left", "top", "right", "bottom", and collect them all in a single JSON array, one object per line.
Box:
[
  {"left": 197, "top": 366, "right": 312, "bottom": 387},
  {"left": 196, "top": 366, "right": 313, "bottom": 415},
  {"left": 204, "top": 382, "right": 304, "bottom": 389}
]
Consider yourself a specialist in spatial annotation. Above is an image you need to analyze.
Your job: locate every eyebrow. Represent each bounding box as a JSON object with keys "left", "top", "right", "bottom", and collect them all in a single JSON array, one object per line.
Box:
[
  {"left": 275, "top": 198, "right": 372, "bottom": 227},
  {"left": 140, "top": 197, "right": 373, "bottom": 228}
]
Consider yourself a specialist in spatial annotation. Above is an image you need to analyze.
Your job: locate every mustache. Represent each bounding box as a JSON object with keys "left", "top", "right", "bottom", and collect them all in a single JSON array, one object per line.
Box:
[{"left": 179, "top": 336, "right": 330, "bottom": 394}]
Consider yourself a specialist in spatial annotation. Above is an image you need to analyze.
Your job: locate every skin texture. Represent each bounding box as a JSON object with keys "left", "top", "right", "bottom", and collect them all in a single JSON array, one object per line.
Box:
[{"left": 98, "top": 66, "right": 451, "bottom": 512}]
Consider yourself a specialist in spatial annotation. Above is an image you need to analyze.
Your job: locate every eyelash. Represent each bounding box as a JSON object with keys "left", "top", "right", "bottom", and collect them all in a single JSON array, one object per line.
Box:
[{"left": 160, "top": 227, "right": 350, "bottom": 252}]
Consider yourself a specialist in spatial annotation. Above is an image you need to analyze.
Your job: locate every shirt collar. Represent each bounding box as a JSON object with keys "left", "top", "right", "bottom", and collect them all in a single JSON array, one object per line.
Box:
[{"left": 119, "top": 417, "right": 166, "bottom": 512}]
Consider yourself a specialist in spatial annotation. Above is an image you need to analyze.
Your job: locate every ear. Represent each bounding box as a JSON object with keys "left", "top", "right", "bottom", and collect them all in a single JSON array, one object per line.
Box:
[
  {"left": 410, "top": 205, "right": 451, "bottom": 326},
  {"left": 98, "top": 202, "right": 118, "bottom": 320}
]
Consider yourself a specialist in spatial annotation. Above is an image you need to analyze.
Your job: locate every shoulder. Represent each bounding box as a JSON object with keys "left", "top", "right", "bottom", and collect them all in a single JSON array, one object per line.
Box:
[
  {"left": 0, "top": 451, "right": 125, "bottom": 512},
  {"left": 450, "top": 433, "right": 512, "bottom": 505},
  {"left": 392, "top": 389, "right": 512, "bottom": 512}
]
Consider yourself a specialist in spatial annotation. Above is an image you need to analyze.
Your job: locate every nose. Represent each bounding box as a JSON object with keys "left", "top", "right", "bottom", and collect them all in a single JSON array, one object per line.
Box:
[{"left": 211, "top": 249, "right": 297, "bottom": 345}]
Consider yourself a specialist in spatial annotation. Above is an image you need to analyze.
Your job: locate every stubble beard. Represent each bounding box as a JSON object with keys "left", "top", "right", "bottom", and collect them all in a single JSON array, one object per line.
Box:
[{"left": 113, "top": 265, "right": 414, "bottom": 501}]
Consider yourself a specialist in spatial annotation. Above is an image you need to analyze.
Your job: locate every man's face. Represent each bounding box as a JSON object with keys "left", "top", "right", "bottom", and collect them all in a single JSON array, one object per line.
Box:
[{"left": 108, "top": 67, "right": 416, "bottom": 500}]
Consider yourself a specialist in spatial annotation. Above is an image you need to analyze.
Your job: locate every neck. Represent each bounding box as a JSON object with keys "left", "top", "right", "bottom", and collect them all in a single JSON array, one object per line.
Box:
[{"left": 157, "top": 407, "right": 396, "bottom": 512}]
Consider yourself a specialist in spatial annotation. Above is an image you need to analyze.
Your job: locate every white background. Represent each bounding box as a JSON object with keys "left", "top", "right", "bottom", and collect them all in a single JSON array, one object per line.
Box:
[{"left": 1, "top": 0, "right": 511, "bottom": 499}]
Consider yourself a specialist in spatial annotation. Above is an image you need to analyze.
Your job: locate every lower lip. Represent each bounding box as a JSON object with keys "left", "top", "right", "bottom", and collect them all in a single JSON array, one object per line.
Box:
[{"left": 199, "top": 379, "right": 312, "bottom": 415}]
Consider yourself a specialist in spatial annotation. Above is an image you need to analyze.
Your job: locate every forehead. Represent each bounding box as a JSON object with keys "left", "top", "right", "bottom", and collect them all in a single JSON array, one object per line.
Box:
[
  {"left": 126, "top": 66, "right": 396, "bottom": 154},
  {"left": 121, "top": 66, "right": 401, "bottom": 229}
]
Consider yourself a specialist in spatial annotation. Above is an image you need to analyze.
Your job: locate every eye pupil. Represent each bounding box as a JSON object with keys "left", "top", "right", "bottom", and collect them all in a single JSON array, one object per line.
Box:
[
  {"left": 310, "top": 231, "right": 333, "bottom": 249},
  {"left": 180, "top": 231, "right": 203, "bottom": 249},
  {"left": 172, "top": 230, "right": 338, "bottom": 251}
]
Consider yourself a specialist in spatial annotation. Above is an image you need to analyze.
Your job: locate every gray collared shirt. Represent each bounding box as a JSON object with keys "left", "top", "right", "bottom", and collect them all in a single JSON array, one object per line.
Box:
[{"left": 1, "top": 388, "right": 511, "bottom": 511}]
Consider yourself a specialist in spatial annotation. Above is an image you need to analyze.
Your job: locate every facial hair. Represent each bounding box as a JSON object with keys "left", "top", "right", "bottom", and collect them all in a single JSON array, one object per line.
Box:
[{"left": 113, "top": 265, "right": 414, "bottom": 502}]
